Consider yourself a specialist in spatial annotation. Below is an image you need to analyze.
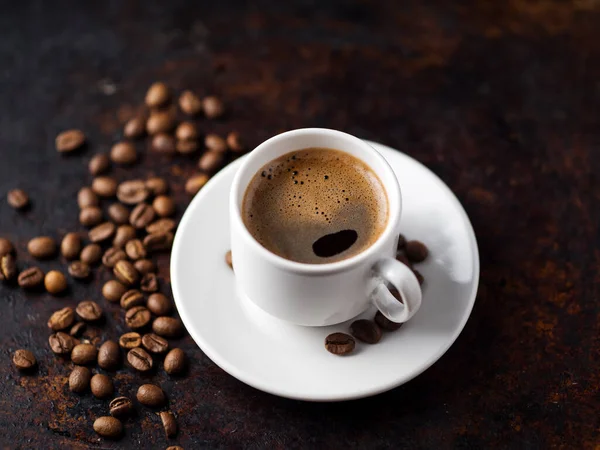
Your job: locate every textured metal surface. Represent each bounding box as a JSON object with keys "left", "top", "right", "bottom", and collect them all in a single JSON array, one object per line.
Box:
[{"left": 1, "top": 0, "right": 599, "bottom": 448}]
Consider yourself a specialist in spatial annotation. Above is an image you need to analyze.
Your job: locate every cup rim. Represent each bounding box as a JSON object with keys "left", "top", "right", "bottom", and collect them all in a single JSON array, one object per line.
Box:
[{"left": 230, "top": 128, "right": 401, "bottom": 275}]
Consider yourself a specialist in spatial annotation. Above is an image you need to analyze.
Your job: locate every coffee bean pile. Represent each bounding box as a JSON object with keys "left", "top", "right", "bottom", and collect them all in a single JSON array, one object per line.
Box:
[{"left": 4, "top": 82, "right": 247, "bottom": 446}]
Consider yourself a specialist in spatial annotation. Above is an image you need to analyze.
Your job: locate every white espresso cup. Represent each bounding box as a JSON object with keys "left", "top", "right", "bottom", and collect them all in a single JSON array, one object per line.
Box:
[{"left": 230, "top": 128, "right": 422, "bottom": 326}]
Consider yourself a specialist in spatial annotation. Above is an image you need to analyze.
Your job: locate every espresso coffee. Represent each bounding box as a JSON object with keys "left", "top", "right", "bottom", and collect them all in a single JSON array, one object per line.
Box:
[{"left": 242, "top": 148, "right": 388, "bottom": 264}]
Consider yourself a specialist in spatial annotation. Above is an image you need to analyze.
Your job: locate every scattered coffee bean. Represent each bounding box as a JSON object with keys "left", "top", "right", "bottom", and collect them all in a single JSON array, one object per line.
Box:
[
  {"left": 76, "top": 300, "right": 103, "bottom": 322},
  {"left": 93, "top": 416, "right": 123, "bottom": 439},
  {"left": 110, "top": 141, "right": 137, "bottom": 165},
  {"left": 179, "top": 90, "right": 202, "bottom": 115},
  {"left": 167, "top": 446, "right": 184, "bottom": 450},
  {"left": 397, "top": 234, "right": 406, "bottom": 250},
  {"left": 48, "top": 332, "right": 75, "bottom": 355},
  {"left": 44, "top": 270, "right": 67, "bottom": 295},
  {"left": 79, "top": 206, "right": 103, "bottom": 227},
  {"left": 146, "top": 218, "right": 176, "bottom": 235},
  {"left": 198, "top": 150, "right": 224, "bottom": 173},
  {"left": 103, "top": 279, "right": 127, "bottom": 302},
  {"left": 119, "top": 332, "right": 142, "bottom": 349},
  {"left": 140, "top": 273, "right": 158, "bottom": 293},
  {"left": 0, "top": 254, "right": 17, "bottom": 281},
  {"left": 7, "top": 189, "right": 29, "bottom": 209},
  {"left": 176, "top": 139, "right": 199, "bottom": 154},
  {"left": 145, "top": 177, "right": 168, "bottom": 196},
  {"left": 396, "top": 253, "right": 410, "bottom": 266},
  {"left": 69, "top": 365, "right": 92, "bottom": 393},
  {"left": 405, "top": 240, "right": 428, "bottom": 263},
  {"left": 160, "top": 411, "right": 177, "bottom": 438},
  {"left": 18, "top": 267, "right": 44, "bottom": 289},
  {"left": 130, "top": 203, "right": 156, "bottom": 229},
  {"left": 13, "top": 349, "right": 36, "bottom": 370},
  {"left": 89, "top": 222, "right": 116, "bottom": 243},
  {"left": 413, "top": 269, "right": 424, "bottom": 285},
  {"left": 78, "top": 187, "right": 99, "bottom": 209},
  {"left": 113, "top": 224, "right": 136, "bottom": 248},
  {"left": 120, "top": 289, "right": 145, "bottom": 310},
  {"left": 80, "top": 243, "right": 102, "bottom": 265},
  {"left": 226, "top": 131, "right": 244, "bottom": 152},
  {"left": 89, "top": 153, "right": 111, "bottom": 176},
  {"left": 134, "top": 259, "right": 156, "bottom": 275},
  {"left": 152, "top": 316, "right": 184, "bottom": 338},
  {"left": 117, "top": 179, "right": 149, "bottom": 205},
  {"left": 125, "top": 306, "right": 151, "bottom": 329},
  {"left": 125, "top": 239, "right": 146, "bottom": 260},
  {"left": 225, "top": 250, "right": 233, "bottom": 270},
  {"left": 108, "top": 203, "right": 130, "bottom": 224},
  {"left": 175, "top": 121, "right": 198, "bottom": 141},
  {"left": 70, "top": 322, "right": 86, "bottom": 337},
  {"left": 109, "top": 396, "right": 134, "bottom": 418},
  {"left": 145, "top": 82, "right": 170, "bottom": 108},
  {"left": 91, "top": 373, "right": 114, "bottom": 399},
  {"left": 47, "top": 307, "right": 75, "bottom": 331},
  {"left": 142, "top": 333, "right": 169, "bottom": 354},
  {"left": 61, "top": 232, "right": 82, "bottom": 260},
  {"left": 152, "top": 195, "right": 175, "bottom": 217},
  {"left": 27, "top": 236, "right": 57, "bottom": 259},
  {"left": 152, "top": 133, "right": 176, "bottom": 154},
  {"left": 68, "top": 260, "right": 91, "bottom": 280},
  {"left": 124, "top": 115, "right": 146, "bottom": 139},
  {"left": 102, "top": 247, "right": 127, "bottom": 268},
  {"left": 0, "top": 238, "right": 14, "bottom": 257},
  {"left": 205, "top": 133, "right": 227, "bottom": 153},
  {"left": 185, "top": 174, "right": 208, "bottom": 195},
  {"left": 164, "top": 348, "right": 186, "bottom": 375},
  {"left": 324, "top": 332, "right": 355, "bottom": 355},
  {"left": 350, "top": 319, "right": 382, "bottom": 344},
  {"left": 71, "top": 343, "right": 98, "bottom": 365},
  {"left": 114, "top": 260, "right": 140, "bottom": 286},
  {"left": 143, "top": 232, "right": 173, "bottom": 252},
  {"left": 202, "top": 95, "right": 224, "bottom": 119},
  {"left": 147, "top": 293, "right": 172, "bottom": 316},
  {"left": 56, "top": 129, "right": 86, "bottom": 153},
  {"left": 136, "top": 384, "right": 166, "bottom": 407},
  {"left": 127, "top": 347, "right": 153, "bottom": 372},
  {"left": 92, "top": 176, "right": 118, "bottom": 198},
  {"left": 147, "top": 111, "right": 176, "bottom": 135},
  {"left": 374, "top": 311, "right": 403, "bottom": 332}
]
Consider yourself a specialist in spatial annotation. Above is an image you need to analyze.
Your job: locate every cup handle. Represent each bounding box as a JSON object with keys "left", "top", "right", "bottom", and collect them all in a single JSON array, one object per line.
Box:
[{"left": 370, "top": 258, "right": 422, "bottom": 323}]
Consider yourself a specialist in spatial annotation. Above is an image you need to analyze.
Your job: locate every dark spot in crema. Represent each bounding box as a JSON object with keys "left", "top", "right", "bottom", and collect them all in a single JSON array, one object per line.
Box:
[
  {"left": 313, "top": 229, "right": 358, "bottom": 258},
  {"left": 324, "top": 176, "right": 329, "bottom": 180},
  {"left": 267, "top": 175, "right": 272, "bottom": 180},
  {"left": 261, "top": 171, "right": 266, "bottom": 177}
]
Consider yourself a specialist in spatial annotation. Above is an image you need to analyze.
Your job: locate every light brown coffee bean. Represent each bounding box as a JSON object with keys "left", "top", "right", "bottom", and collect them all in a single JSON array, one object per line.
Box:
[
  {"left": 61, "top": 232, "right": 82, "bottom": 260},
  {"left": 80, "top": 244, "right": 102, "bottom": 265},
  {"left": 79, "top": 206, "right": 103, "bottom": 227},
  {"left": 140, "top": 273, "right": 158, "bottom": 293},
  {"left": 405, "top": 240, "right": 429, "bottom": 263},
  {"left": 113, "top": 224, "right": 136, "bottom": 249},
  {"left": 91, "top": 374, "right": 114, "bottom": 399},
  {"left": 125, "top": 306, "right": 151, "bottom": 329},
  {"left": 134, "top": 259, "right": 156, "bottom": 275},
  {"left": 151, "top": 133, "right": 176, "bottom": 154},
  {"left": 89, "top": 153, "right": 110, "bottom": 176},
  {"left": 119, "top": 332, "right": 142, "bottom": 349},
  {"left": 7, "top": 189, "right": 29, "bottom": 209},
  {"left": 152, "top": 316, "right": 184, "bottom": 338},
  {"left": 185, "top": 174, "right": 209, "bottom": 195},
  {"left": 175, "top": 121, "right": 198, "bottom": 141},
  {"left": 93, "top": 416, "right": 123, "bottom": 439},
  {"left": 44, "top": 270, "right": 67, "bottom": 295},
  {"left": 103, "top": 280, "right": 127, "bottom": 302},
  {"left": 179, "top": 90, "right": 202, "bottom": 115},
  {"left": 136, "top": 384, "right": 166, "bottom": 407},
  {"left": 152, "top": 196, "right": 175, "bottom": 218},
  {"left": 109, "top": 397, "right": 134, "bottom": 418},
  {"left": 350, "top": 319, "right": 382, "bottom": 344},
  {"left": 108, "top": 203, "right": 130, "bottom": 224},
  {"left": 0, "top": 238, "right": 14, "bottom": 257},
  {"left": 13, "top": 349, "right": 36, "bottom": 370},
  {"left": 205, "top": 134, "right": 227, "bottom": 153},
  {"left": 143, "top": 232, "right": 173, "bottom": 253},
  {"left": 89, "top": 222, "right": 116, "bottom": 243},
  {"left": 110, "top": 141, "right": 137, "bottom": 165},
  {"left": 28, "top": 236, "right": 57, "bottom": 259},
  {"left": 47, "top": 307, "right": 75, "bottom": 331},
  {"left": 202, "top": 95, "right": 224, "bottom": 119},
  {"left": 56, "top": 129, "right": 85, "bottom": 153},
  {"left": 145, "top": 82, "right": 170, "bottom": 108},
  {"left": 92, "top": 176, "right": 118, "bottom": 198},
  {"left": 374, "top": 311, "right": 403, "bottom": 332},
  {"left": 225, "top": 250, "right": 233, "bottom": 269},
  {"left": 146, "top": 218, "right": 176, "bottom": 235},
  {"left": 130, "top": 203, "right": 155, "bottom": 229},
  {"left": 71, "top": 343, "right": 98, "bottom": 365},
  {"left": 198, "top": 151, "right": 224, "bottom": 173},
  {"left": 68, "top": 261, "right": 91, "bottom": 280},
  {"left": 69, "top": 365, "right": 91, "bottom": 393},
  {"left": 78, "top": 187, "right": 99, "bottom": 209},
  {"left": 147, "top": 293, "right": 172, "bottom": 316},
  {"left": 160, "top": 411, "right": 177, "bottom": 438},
  {"left": 125, "top": 239, "right": 146, "bottom": 260},
  {"left": 127, "top": 347, "right": 153, "bottom": 372},
  {"left": 142, "top": 333, "right": 169, "bottom": 354},
  {"left": 48, "top": 332, "right": 75, "bottom": 355},
  {"left": 145, "top": 177, "right": 168, "bottom": 196},
  {"left": 117, "top": 180, "right": 149, "bottom": 205},
  {"left": 176, "top": 139, "right": 199, "bottom": 154},
  {"left": 18, "top": 267, "right": 44, "bottom": 289},
  {"left": 98, "top": 340, "right": 120, "bottom": 370},
  {"left": 124, "top": 115, "right": 146, "bottom": 139},
  {"left": 324, "top": 332, "right": 355, "bottom": 355},
  {"left": 120, "top": 289, "right": 145, "bottom": 310},
  {"left": 164, "top": 348, "right": 186, "bottom": 375},
  {"left": 147, "top": 111, "right": 176, "bottom": 135},
  {"left": 102, "top": 247, "right": 127, "bottom": 268},
  {"left": 0, "top": 254, "right": 17, "bottom": 281},
  {"left": 70, "top": 322, "right": 86, "bottom": 337},
  {"left": 114, "top": 260, "right": 139, "bottom": 286},
  {"left": 226, "top": 131, "right": 244, "bottom": 152},
  {"left": 76, "top": 300, "right": 103, "bottom": 321}
]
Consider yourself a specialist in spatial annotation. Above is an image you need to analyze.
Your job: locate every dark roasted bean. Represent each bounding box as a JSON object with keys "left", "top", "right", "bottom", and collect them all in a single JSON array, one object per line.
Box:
[
  {"left": 117, "top": 180, "right": 149, "bottom": 205},
  {"left": 76, "top": 300, "right": 103, "bottom": 322},
  {"left": 48, "top": 332, "right": 75, "bottom": 355},
  {"left": 119, "top": 332, "right": 142, "bottom": 349},
  {"left": 324, "top": 332, "right": 355, "bottom": 355},
  {"left": 130, "top": 203, "right": 155, "bottom": 229},
  {"left": 89, "top": 222, "right": 116, "bottom": 243},
  {"left": 69, "top": 365, "right": 91, "bottom": 393},
  {"left": 109, "top": 396, "right": 134, "bottom": 418},
  {"left": 61, "top": 232, "right": 82, "bottom": 260},
  {"left": 18, "top": 267, "right": 44, "bottom": 289},
  {"left": 152, "top": 316, "right": 184, "bottom": 338},
  {"left": 71, "top": 343, "right": 98, "bottom": 365},
  {"left": 7, "top": 189, "right": 29, "bottom": 209},
  {"left": 350, "top": 319, "right": 382, "bottom": 344},
  {"left": 136, "top": 384, "right": 166, "bottom": 406},
  {"left": 125, "top": 306, "right": 151, "bottom": 329},
  {"left": 142, "top": 333, "right": 169, "bottom": 354},
  {"left": 164, "top": 348, "right": 186, "bottom": 375},
  {"left": 13, "top": 349, "right": 36, "bottom": 370},
  {"left": 80, "top": 244, "right": 102, "bottom": 265},
  {"left": 114, "top": 260, "right": 139, "bottom": 286},
  {"left": 56, "top": 129, "right": 85, "bottom": 153},
  {"left": 89, "top": 153, "right": 111, "bottom": 176},
  {"left": 127, "top": 347, "right": 153, "bottom": 372},
  {"left": 27, "top": 236, "right": 57, "bottom": 259},
  {"left": 68, "top": 261, "right": 91, "bottom": 280},
  {"left": 102, "top": 247, "right": 127, "bottom": 268},
  {"left": 120, "top": 289, "right": 145, "bottom": 310},
  {"left": 47, "top": 307, "right": 75, "bottom": 331}
]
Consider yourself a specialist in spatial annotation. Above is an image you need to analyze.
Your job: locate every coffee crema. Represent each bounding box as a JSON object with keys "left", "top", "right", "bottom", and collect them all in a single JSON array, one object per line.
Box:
[{"left": 242, "top": 147, "right": 388, "bottom": 264}]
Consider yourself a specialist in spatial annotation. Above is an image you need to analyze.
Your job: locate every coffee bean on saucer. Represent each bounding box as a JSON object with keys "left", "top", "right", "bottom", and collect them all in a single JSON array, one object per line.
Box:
[
  {"left": 125, "top": 306, "right": 151, "bottom": 329},
  {"left": 102, "top": 247, "right": 127, "bottom": 268},
  {"left": 125, "top": 239, "right": 146, "bottom": 260},
  {"left": 145, "top": 177, "right": 168, "bottom": 196},
  {"left": 143, "top": 232, "right": 173, "bottom": 253},
  {"left": 119, "top": 332, "right": 142, "bottom": 349},
  {"left": 93, "top": 416, "right": 123, "bottom": 439},
  {"left": 79, "top": 206, "right": 103, "bottom": 227},
  {"left": 8, "top": 189, "right": 29, "bottom": 209},
  {"left": 114, "top": 260, "right": 140, "bottom": 286},
  {"left": 160, "top": 411, "right": 177, "bottom": 438},
  {"left": 117, "top": 180, "right": 149, "bottom": 205},
  {"left": 81, "top": 244, "right": 102, "bottom": 265},
  {"left": 120, "top": 289, "right": 145, "bottom": 310},
  {"left": 413, "top": 269, "right": 425, "bottom": 285},
  {"left": 405, "top": 240, "right": 428, "bottom": 263},
  {"left": 0, "top": 254, "right": 17, "bottom": 281},
  {"left": 69, "top": 365, "right": 92, "bottom": 393},
  {"left": 397, "top": 234, "right": 406, "bottom": 250},
  {"left": 136, "top": 384, "right": 166, "bottom": 407},
  {"left": 164, "top": 348, "right": 186, "bottom": 375},
  {"left": 78, "top": 187, "right": 99, "bottom": 209},
  {"left": 374, "top": 311, "right": 403, "bottom": 332},
  {"left": 127, "top": 347, "right": 153, "bottom": 372},
  {"left": 70, "top": 322, "right": 86, "bottom": 337},
  {"left": 175, "top": 121, "right": 198, "bottom": 141},
  {"left": 179, "top": 90, "right": 202, "bottom": 115},
  {"left": 396, "top": 252, "right": 410, "bottom": 267},
  {"left": 202, "top": 95, "right": 224, "bottom": 119},
  {"left": 145, "top": 82, "right": 170, "bottom": 108},
  {"left": 204, "top": 134, "right": 227, "bottom": 153},
  {"left": 68, "top": 261, "right": 91, "bottom": 280},
  {"left": 61, "top": 232, "right": 82, "bottom": 260},
  {"left": 147, "top": 111, "right": 175, "bottom": 135},
  {"left": 92, "top": 176, "right": 118, "bottom": 198},
  {"left": 91, "top": 374, "right": 114, "bottom": 399},
  {"left": 176, "top": 139, "right": 199, "bottom": 154},
  {"left": 185, "top": 174, "right": 208, "bottom": 195},
  {"left": 0, "top": 238, "right": 14, "bottom": 257},
  {"left": 113, "top": 224, "right": 136, "bottom": 249},
  {"left": 13, "top": 349, "right": 36, "bottom": 370},
  {"left": 140, "top": 273, "right": 158, "bottom": 293},
  {"left": 350, "top": 319, "right": 382, "bottom": 344},
  {"left": 49, "top": 332, "right": 75, "bottom": 355},
  {"left": 142, "top": 333, "right": 169, "bottom": 354},
  {"left": 198, "top": 150, "right": 224, "bottom": 173},
  {"left": 152, "top": 195, "right": 175, "bottom": 217},
  {"left": 109, "top": 396, "right": 134, "bottom": 418},
  {"left": 134, "top": 259, "right": 156, "bottom": 275},
  {"left": 147, "top": 293, "right": 172, "bottom": 316},
  {"left": 89, "top": 222, "right": 116, "bottom": 243},
  {"left": 151, "top": 133, "right": 176, "bottom": 154},
  {"left": 152, "top": 316, "right": 184, "bottom": 338},
  {"left": 76, "top": 300, "right": 103, "bottom": 322},
  {"left": 89, "top": 153, "right": 111, "bottom": 176},
  {"left": 110, "top": 141, "right": 137, "bottom": 165},
  {"left": 18, "top": 267, "right": 44, "bottom": 289},
  {"left": 44, "top": 270, "right": 67, "bottom": 295},
  {"left": 124, "top": 115, "right": 146, "bottom": 139},
  {"left": 130, "top": 203, "right": 155, "bottom": 229},
  {"left": 47, "top": 307, "right": 75, "bottom": 331},
  {"left": 324, "top": 332, "right": 355, "bottom": 355},
  {"left": 226, "top": 131, "right": 244, "bottom": 152},
  {"left": 108, "top": 203, "right": 130, "bottom": 224},
  {"left": 103, "top": 280, "right": 127, "bottom": 302},
  {"left": 146, "top": 218, "right": 176, "bottom": 235},
  {"left": 28, "top": 236, "right": 57, "bottom": 259},
  {"left": 56, "top": 129, "right": 85, "bottom": 153},
  {"left": 225, "top": 250, "right": 233, "bottom": 270},
  {"left": 71, "top": 343, "right": 98, "bottom": 365}
]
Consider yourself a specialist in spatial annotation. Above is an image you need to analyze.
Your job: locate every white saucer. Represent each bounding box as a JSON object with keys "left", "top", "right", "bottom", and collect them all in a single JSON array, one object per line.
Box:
[{"left": 171, "top": 141, "right": 479, "bottom": 402}]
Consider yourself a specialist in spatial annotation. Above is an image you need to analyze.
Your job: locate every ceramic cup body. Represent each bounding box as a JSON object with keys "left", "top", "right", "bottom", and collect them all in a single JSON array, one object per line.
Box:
[{"left": 230, "top": 128, "right": 421, "bottom": 326}]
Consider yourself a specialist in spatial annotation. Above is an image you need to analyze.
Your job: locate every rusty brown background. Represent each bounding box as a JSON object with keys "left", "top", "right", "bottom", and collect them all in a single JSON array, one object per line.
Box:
[{"left": 1, "top": 0, "right": 599, "bottom": 448}]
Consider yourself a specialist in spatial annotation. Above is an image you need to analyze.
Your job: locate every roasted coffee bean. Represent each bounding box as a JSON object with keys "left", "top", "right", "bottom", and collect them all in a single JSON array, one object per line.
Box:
[
  {"left": 71, "top": 343, "right": 98, "bottom": 365},
  {"left": 175, "top": 121, "right": 198, "bottom": 141},
  {"left": 48, "top": 332, "right": 75, "bottom": 355},
  {"left": 324, "top": 332, "right": 355, "bottom": 355},
  {"left": 61, "top": 232, "right": 82, "bottom": 260},
  {"left": 396, "top": 253, "right": 410, "bottom": 266},
  {"left": 108, "top": 203, "right": 130, "bottom": 225},
  {"left": 147, "top": 111, "right": 176, "bottom": 135},
  {"left": 225, "top": 250, "right": 233, "bottom": 269},
  {"left": 79, "top": 206, "right": 103, "bottom": 227},
  {"left": 91, "top": 373, "right": 114, "bottom": 399},
  {"left": 125, "top": 239, "right": 146, "bottom": 260},
  {"left": 413, "top": 269, "right": 424, "bottom": 285},
  {"left": 185, "top": 174, "right": 209, "bottom": 195},
  {"left": 76, "top": 300, "right": 103, "bottom": 322},
  {"left": 78, "top": 187, "right": 99, "bottom": 209},
  {"left": 111, "top": 141, "right": 137, "bottom": 165},
  {"left": 56, "top": 129, "right": 86, "bottom": 153},
  {"left": 44, "top": 270, "right": 67, "bottom": 295},
  {"left": 145, "top": 82, "right": 170, "bottom": 108},
  {"left": 119, "top": 332, "right": 142, "bottom": 349},
  {"left": 18, "top": 267, "right": 44, "bottom": 289},
  {"left": 142, "top": 333, "right": 169, "bottom": 354},
  {"left": 92, "top": 176, "right": 118, "bottom": 198},
  {"left": 151, "top": 133, "right": 176, "bottom": 154},
  {"left": 89, "top": 153, "right": 111, "bottom": 176},
  {"left": 69, "top": 365, "right": 92, "bottom": 393},
  {"left": 102, "top": 247, "right": 127, "bottom": 268},
  {"left": 7, "top": 189, "right": 29, "bottom": 209},
  {"left": 124, "top": 115, "right": 146, "bottom": 139},
  {"left": 145, "top": 177, "right": 168, "bottom": 196},
  {"left": 140, "top": 273, "right": 158, "bottom": 293},
  {"left": 114, "top": 260, "right": 139, "bottom": 286},
  {"left": 113, "top": 224, "right": 136, "bottom": 249},
  {"left": 125, "top": 306, "right": 151, "bottom": 329},
  {"left": 70, "top": 322, "right": 86, "bottom": 337},
  {"left": 202, "top": 95, "right": 224, "bottom": 119},
  {"left": 0, "top": 238, "right": 14, "bottom": 257},
  {"left": 179, "top": 90, "right": 202, "bottom": 115},
  {"left": 152, "top": 316, "right": 184, "bottom": 338},
  {"left": 89, "top": 222, "right": 116, "bottom": 243},
  {"left": 152, "top": 196, "right": 175, "bottom": 218},
  {"left": 130, "top": 203, "right": 155, "bottom": 229},
  {"left": 176, "top": 139, "right": 199, "bottom": 154},
  {"left": 13, "top": 349, "right": 36, "bottom": 370},
  {"left": 80, "top": 244, "right": 102, "bottom": 265},
  {"left": 350, "top": 319, "right": 382, "bottom": 344},
  {"left": 103, "top": 280, "right": 127, "bottom": 302},
  {"left": 117, "top": 180, "right": 149, "bottom": 205},
  {"left": 405, "top": 240, "right": 428, "bottom": 263},
  {"left": 68, "top": 261, "right": 91, "bottom": 280},
  {"left": 120, "top": 289, "right": 145, "bottom": 310},
  {"left": 93, "top": 416, "right": 123, "bottom": 439},
  {"left": 143, "top": 232, "right": 173, "bottom": 252},
  {"left": 146, "top": 218, "right": 176, "bottom": 235},
  {"left": 198, "top": 151, "right": 224, "bottom": 173},
  {"left": 127, "top": 347, "right": 153, "bottom": 372},
  {"left": 164, "top": 348, "right": 186, "bottom": 375},
  {"left": 47, "top": 307, "right": 75, "bottom": 331},
  {"left": 226, "top": 131, "right": 244, "bottom": 152},
  {"left": 109, "top": 397, "right": 134, "bottom": 418},
  {"left": 374, "top": 311, "right": 403, "bottom": 332},
  {"left": 147, "top": 293, "right": 172, "bottom": 316},
  {"left": 167, "top": 446, "right": 184, "bottom": 450},
  {"left": 397, "top": 234, "right": 407, "bottom": 250},
  {"left": 134, "top": 259, "right": 156, "bottom": 275},
  {"left": 0, "top": 254, "right": 17, "bottom": 281},
  {"left": 136, "top": 384, "right": 166, "bottom": 407},
  {"left": 160, "top": 411, "right": 177, "bottom": 438},
  {"left": 205, "top": 134, "right": 227, "bottom": 153},
  {"left": 27, "top": 236, "right": 57, "bottom": 259}
]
